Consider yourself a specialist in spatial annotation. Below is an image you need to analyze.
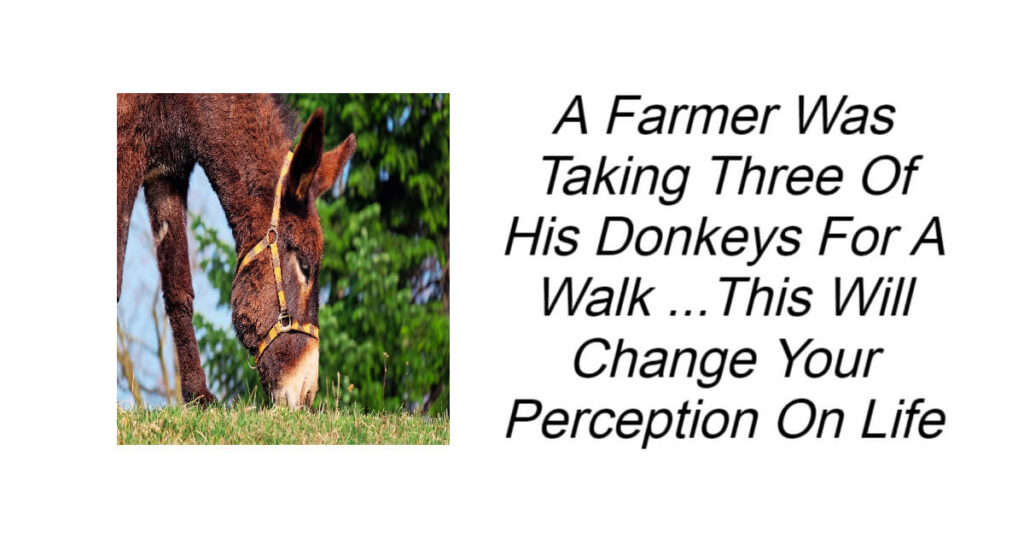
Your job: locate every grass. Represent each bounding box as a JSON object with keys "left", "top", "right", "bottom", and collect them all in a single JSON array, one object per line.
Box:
[{"left": 117, "top": 405, "right": 449, "bottom": 445}]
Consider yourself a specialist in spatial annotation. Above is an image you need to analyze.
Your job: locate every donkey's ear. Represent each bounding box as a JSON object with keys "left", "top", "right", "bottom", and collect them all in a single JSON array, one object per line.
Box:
[
  {"left": 314, "top": 133, "right": 356, "bottom": 198},
  {"left": 287, "top": 109, "right": 325, "bottom": 202}
]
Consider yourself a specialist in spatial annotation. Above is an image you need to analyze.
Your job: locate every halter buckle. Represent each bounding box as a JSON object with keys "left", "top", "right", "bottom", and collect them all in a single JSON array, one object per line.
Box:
[
  {"left": 266, "top": 225, "right": 278, "bottom": 245},
  {"left": 278, "top": 310, "right": 292, "bottom": 329}
]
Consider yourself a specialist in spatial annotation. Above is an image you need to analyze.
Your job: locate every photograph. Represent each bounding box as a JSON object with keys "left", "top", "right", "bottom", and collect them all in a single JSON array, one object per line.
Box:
[
  {"left": 116, "top": 93, "right": 449, "bottom": 444},
  {"left": 7, "top": 3, "right": 1021, "bottom": 536}
]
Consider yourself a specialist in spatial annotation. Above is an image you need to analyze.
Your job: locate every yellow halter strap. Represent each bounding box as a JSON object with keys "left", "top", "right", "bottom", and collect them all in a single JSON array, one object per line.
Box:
[{"left": 238, "top": 151, "right": 319, "bottom": 364}]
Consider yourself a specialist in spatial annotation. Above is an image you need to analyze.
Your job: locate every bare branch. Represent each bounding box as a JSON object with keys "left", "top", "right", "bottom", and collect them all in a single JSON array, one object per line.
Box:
[
  {"left": 152, "top": 285, "right": 174, "bottom": 406},
  {"left": 116, "top": 318, "right": 144, "bottom": 407}
]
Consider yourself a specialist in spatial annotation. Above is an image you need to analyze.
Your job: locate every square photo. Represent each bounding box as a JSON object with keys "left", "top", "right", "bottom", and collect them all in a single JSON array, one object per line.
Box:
[{"left": 116, "top": 94, "right": 449, "bottom": 444}]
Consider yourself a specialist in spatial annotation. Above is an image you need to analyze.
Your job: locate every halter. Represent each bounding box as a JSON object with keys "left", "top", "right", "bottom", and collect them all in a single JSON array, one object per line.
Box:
[{"left": 238, "top": 151, "right": 319, "bottom": 365}]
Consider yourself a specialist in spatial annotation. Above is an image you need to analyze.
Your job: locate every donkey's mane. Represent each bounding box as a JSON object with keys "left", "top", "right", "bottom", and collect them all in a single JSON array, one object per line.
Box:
[{"left": 270, "top": 94, "right": 301, "bottom": 142}]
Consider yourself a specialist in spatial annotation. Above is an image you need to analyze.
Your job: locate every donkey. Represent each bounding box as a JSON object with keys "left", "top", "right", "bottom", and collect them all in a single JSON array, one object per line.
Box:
[{"left": 117, "top": 94, "right": 356, "bottom": 407}]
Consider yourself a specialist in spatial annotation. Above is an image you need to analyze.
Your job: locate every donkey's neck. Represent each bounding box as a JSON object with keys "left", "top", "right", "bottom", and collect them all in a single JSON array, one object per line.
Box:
[
  {"left": 189, "top": 96, "right": 292, "bottom": 254},
  {"left": 198, "top": 151, "right": 286, "bottom": 254}
]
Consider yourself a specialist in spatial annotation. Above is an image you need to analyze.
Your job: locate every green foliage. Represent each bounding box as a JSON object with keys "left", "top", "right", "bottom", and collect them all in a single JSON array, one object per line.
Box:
[
  {"left": 190, "top": 216, "right": 265, "bottom": 404},
  {"left": 191, "top": 215, "right": 235, "bottom": 306},
  {"left": 192, "top": 94, "right": 449, "bottom": 413}
]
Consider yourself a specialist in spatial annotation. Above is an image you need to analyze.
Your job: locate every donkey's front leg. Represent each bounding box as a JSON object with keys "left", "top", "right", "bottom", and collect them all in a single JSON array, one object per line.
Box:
[{"left": 144, "top": 178, "right": 217, "bottom": 406}]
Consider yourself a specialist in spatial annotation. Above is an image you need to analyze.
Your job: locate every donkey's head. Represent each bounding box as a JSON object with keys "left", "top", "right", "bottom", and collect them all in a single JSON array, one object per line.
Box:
[{"left": 231, "top": 109, "right": 355, "bottom": 408}]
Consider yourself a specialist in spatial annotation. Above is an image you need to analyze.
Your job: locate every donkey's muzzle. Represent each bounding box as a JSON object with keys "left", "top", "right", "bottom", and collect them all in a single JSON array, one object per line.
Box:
[{"left": 271, "top": 339, "right": 320, "bottom": 408}]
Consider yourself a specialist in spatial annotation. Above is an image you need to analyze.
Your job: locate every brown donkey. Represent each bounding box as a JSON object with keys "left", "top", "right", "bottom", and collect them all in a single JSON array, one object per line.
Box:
[{"left": 117, "top": 94, "right": 355, "bottom": 407}]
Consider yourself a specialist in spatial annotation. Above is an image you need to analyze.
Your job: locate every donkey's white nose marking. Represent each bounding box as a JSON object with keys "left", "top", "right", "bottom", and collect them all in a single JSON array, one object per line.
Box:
[{"left": 273, "top": 340, "right": 319, "bottom": 408}]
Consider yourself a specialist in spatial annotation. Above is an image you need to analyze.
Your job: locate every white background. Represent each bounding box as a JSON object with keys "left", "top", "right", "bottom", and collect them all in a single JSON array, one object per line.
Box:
[{"left": 3, "top": 2, "right": 1022, "bottom": 536}]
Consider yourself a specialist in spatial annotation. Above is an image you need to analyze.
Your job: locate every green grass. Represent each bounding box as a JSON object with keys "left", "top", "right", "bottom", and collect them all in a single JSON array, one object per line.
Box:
[{"left": 117, "top": 405, "right": 449, "bottom": 445}]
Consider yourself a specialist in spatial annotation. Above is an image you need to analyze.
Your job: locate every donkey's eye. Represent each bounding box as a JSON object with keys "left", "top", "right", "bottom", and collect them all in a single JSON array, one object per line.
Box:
[{"left": 298, "top": 259, "right": 310, "bottom": 277}]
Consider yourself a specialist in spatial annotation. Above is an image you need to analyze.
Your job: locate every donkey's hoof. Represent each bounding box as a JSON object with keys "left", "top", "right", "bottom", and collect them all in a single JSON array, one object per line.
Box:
[{"left": 183, "top": 388, "right": 218, "bottom": 407}]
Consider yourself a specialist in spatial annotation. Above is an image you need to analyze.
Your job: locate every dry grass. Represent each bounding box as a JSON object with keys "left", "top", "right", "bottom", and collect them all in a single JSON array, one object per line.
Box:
[{"left": 117, "top": 405, "right": 449, "bottom": 445}]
